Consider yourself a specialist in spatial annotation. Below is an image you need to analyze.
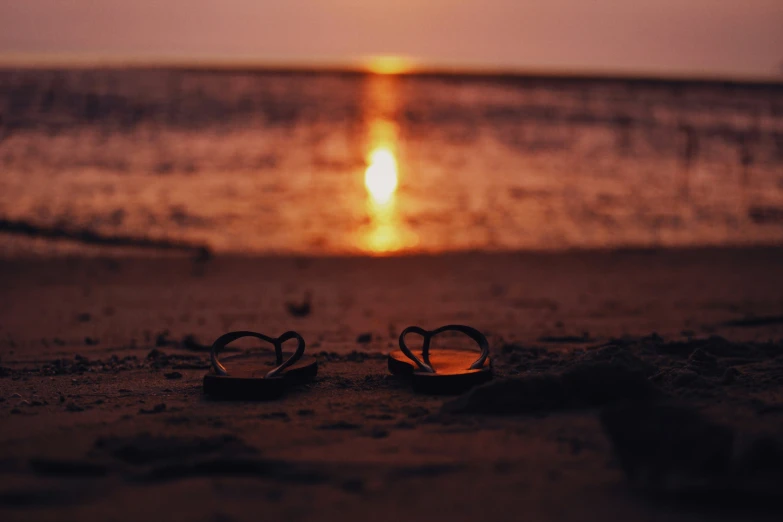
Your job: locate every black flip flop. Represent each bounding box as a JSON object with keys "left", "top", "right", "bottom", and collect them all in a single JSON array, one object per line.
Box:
[
  {"left": 203, "top": 330, "right": 317, "bottom": 400},
  {"left": 388, "top": 325, "right": 492, "bottom": 394}
]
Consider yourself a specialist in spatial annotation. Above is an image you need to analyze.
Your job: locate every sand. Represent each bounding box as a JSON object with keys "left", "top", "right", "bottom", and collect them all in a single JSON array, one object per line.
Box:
[{"left": 1, "top": 247, "right": 783, "bottom": 521}]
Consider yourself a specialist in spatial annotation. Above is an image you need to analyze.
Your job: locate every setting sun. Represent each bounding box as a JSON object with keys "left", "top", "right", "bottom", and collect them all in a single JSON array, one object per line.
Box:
[
  {"left": 364, "top": 147, "right": 398, "bottom": 204},
  {"left": 363, "top": 55, "right": 416, "bottom": 75}
]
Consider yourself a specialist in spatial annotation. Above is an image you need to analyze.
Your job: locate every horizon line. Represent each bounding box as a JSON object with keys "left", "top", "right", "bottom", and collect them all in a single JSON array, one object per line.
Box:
[{"left": 1, "top": 52, "right": 782, "bottom": 86}]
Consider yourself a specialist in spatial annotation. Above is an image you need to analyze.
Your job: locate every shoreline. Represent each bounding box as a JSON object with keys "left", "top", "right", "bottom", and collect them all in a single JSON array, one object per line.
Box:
[
  {"left": 1, "top": 239, "right": 783, "bottom": 260},
  {"left": 1, "top": 56, "right": 782, "bottom": 88}
]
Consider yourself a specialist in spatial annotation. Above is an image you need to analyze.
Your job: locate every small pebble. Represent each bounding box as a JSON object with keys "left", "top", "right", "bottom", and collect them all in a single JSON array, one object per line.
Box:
[
  {"left": 261, "top": 412, "right": 290, "bottom": 421},
  {"left": 356, "top": 333, "right": 372, "bottom": 344},
  {"left": 341, "top": 479, "right": 365, "bottom": 493},
  {"left": 164, "top": 372, "right": 183, "bottom": 380},
  {"left": 370, "top": 427, "right": 389, "bottom": 439},
  {"left": 139, "top": 403, "right": 167, "bottom": 414}
]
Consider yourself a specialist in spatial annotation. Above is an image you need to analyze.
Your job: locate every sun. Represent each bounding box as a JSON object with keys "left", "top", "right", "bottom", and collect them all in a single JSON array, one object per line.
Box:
[{"left": 364, "top": 55, "right": 416, "bottom": 75}]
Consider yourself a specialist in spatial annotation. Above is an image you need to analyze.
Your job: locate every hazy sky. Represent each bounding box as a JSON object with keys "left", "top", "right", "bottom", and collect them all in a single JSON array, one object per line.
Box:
[{"left": 1, "top": 0, "right": 782, "bottom": 77}]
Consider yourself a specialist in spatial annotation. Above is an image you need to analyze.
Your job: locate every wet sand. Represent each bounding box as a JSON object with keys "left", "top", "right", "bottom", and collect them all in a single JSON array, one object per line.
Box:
[{"left": 1, "top": 247, "right": 782, "bottom": 521}]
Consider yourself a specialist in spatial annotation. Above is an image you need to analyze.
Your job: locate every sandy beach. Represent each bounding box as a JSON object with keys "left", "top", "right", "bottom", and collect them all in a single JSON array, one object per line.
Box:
[
  {"left": 2, "top": 4, "right": 783, "bottom": 520},
  {"left": 1, "top": 247, "right": 782, "bottom": 521}
]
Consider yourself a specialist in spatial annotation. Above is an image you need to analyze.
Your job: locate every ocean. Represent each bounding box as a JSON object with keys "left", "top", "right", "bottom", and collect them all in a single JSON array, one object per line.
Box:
[{"left": 1, "top": 67, "right": 782, "bottom": 256}]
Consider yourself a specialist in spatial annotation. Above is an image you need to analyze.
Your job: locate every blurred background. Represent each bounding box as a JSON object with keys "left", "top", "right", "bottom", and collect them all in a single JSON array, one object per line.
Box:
[{"left": 1, "top": 0, "right": 782, "bottom": 256}]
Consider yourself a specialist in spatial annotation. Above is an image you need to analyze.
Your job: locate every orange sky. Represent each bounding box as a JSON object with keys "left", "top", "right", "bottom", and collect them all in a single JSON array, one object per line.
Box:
[{"left": 1, "top": 0, "right": 782, "bottom": 77}]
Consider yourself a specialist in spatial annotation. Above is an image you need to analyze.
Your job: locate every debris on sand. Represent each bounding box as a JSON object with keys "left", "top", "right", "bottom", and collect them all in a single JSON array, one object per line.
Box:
[
  {"left": 155, "top": 330, "right": 177, "bottom": 348},
  {"left": 180, "top": 334, "right": 210, "bottom": 352},
  {"left": 356, "top": 333, "right": 372, "bottom": 344},
  {"left": 138, "top": 403, "right": 167, "bottom": 415},
  {"left": 537, "top": 333, "right": 595, "bottom": 344},
  {"left": 145, "top": 349, "right": 208, "bottom": 370},
  {"left": 600, "top": 400, "right": 783, "bottom": 507},
  {"left": 286, "top": 292, "right": 312, "bottom": 318}
]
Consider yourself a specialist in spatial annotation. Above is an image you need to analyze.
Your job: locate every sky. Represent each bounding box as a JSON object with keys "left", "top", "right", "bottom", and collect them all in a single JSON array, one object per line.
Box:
[{"left": 1, "top": 0, "right": 782, "bottom": 78}]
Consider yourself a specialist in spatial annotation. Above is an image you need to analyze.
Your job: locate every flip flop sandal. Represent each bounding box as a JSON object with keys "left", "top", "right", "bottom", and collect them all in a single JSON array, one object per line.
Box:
[
  {"left": 388, "top": 324, "right": 492, "bottom": 394},
  {"left": 203, "top": 330, "right": 317, "bottom": 400}
]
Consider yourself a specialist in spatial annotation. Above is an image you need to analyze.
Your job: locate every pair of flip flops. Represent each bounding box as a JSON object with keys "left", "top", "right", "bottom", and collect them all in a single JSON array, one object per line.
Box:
[{"left": 203, "top": 324, "right": 492, "bottom": 399}]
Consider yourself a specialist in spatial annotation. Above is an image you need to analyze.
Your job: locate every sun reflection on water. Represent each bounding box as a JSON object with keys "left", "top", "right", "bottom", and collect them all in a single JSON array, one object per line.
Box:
[
  {"left": 364, "top": 196, "right": 405, "bottom": 253},
  {"left": 365, "top": 146, "right": 398, "bottom": 205},
  {"left": 358, "top": 74, "right": 417, "bottom": 254}
]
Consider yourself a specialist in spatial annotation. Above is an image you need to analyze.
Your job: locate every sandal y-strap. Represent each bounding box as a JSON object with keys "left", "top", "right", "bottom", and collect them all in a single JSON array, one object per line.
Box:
[
  {"left": 388, "top": 324, "right": 492, "bottom": 394},
  {"left": 203, "top": 330, "right": 317, "bottom": 400}
]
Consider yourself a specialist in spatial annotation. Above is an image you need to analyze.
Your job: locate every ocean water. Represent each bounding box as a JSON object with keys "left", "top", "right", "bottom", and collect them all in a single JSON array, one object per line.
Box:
[{"left": 0, "top": 67, "right": 782, "bottom": 256}]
